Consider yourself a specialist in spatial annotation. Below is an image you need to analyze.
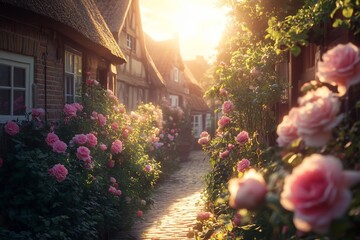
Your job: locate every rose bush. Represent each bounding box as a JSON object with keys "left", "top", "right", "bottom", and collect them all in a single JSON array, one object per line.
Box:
[
  {"left": 194, "top": 42, "right": 360, "bottom": 239},
  {"left": 0, "top": 75, "right": 168, "bottom": 239}
]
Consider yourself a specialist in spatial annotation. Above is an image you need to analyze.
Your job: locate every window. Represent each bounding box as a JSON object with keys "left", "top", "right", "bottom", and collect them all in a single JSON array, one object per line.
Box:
[
  {"left": 192, "top": 114, "right": 203, "bottom": 138},
  {"left": 0, "top": 50, "right": 33, "bottom": 122},
  {"left": 137, "top": 88, "right": 144, "bottom": 104},
  {"left": 205, "top": 113, "right": 212, "bottom": 130},
  {"left": 173, "top": 67, "right": 179, "bottom": 82},
  {"left": 169, "top": 95, "right": 179, "bottom": 107},
  {"left": 126, "top": 34, "right": 136, "bottom": 52},
  {"left": 65, "top": 49, "right": 82, "bottom": 103}
]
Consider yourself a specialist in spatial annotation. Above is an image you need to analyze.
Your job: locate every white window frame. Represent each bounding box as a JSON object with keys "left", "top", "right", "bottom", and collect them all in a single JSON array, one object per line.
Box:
[
  {"left": 205, "top": 113, "right": 211, "bottom": 130},
  {"left": 192, "top": 114, "right": 203, "bottom": 138},
  {"left": 0, "top": 50, "right": 33, "bottom": 122},
  {"left": 64, "top": 48, "right": 82, "bottom": 103},
  {"left": 126, "top": 34, "right": 136, "bottom": 52},
  {"left": 169, "top": 95, "right": 179, "bottom": 107},
  {"left": 173, "top": 67, "right": 179, "bottom": 82}
]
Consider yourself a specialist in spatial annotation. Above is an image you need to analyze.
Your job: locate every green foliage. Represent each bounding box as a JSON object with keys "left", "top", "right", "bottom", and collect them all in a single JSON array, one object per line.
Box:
[
  {"left": 196, "top": 0, "right": 360, "bottom": 239},
  {"left": 0, "top": 80, "right": 169, "bottom": 239}
]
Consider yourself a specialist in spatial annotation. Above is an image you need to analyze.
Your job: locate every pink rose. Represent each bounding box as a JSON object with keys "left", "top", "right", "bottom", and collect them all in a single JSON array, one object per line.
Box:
[
  {"left": 32, "top": 108, "right": 45, "bottom": 118},
  {"left": 86, "top": 78, "right": 94, "bottom": 86},
  {"left": 295, "top": 87, "right": 343, "bottom": 147},
  {"left": 108, "top": 186, "right": 121, "bottom": 196},
  {"left": 200, "top": 131, "right": 209, "bottom": 138},
  {"left": 236, "top": 131, "right": 249, "bottom": 144},
  {"left": 86, "top": 78, "right": 98, "bottom": 86},
  {"left": 97, "top": 114, "right": 107, "bottom": 126},
  {"left": 317, "top": 43, "right": 360, "bottom": 96},
  {"left": 222, "top": 100, "right": 234, "bottom": 114},
  {"left": 71, "top": 103, "right": 83, "bottom": 111},
  {"left": 280, "top": 154, "right": 360, "bottom": 234},
  {"left": 63, "top": 104, "right": 77, "bottom": 117},
  {"left": 108, "top": 186, "right": 116, "bottom": 194},
  {"left": 122, "top": 127, "right": 131, "bottom": 138},
  {"left": 76, "top": 146, "right": 91, "bottom": 161},
  {"left": 196, "top": 212, "right": 213, "bottom": 221},
  {"left": 99, "top": 143, "right": 107, "bottom": 151},
  {"left": 237, "top": 159, "right": 250, "bottom": 172},
  {"left": 48, "top": 164, "right": 68, "bottom": 182},
  {"left": 217, "top": 116, "right": 231, "bottom": 128},
  {"left": 198, "top": 136, "right": 210, "bottom": 145},
  {"left": 227, "top": 144, "right": 234, "bottom": 150},
  {"left": 91, "top": 111, "right": 98, "bottom": 120},
  {"left": 276, "top": 108, "right": 299, "bottom": 147},
  {"left": 228, "top": 169, "right": 268, "bottom": 210},
  {"left": 4, "top": 121, "right": 19, "bottom": 136},
  {"left": 111, "top": 122, "right": 119, "bottom": 131},
  {"left": 137, "top": 210, "right": 143, "bottom": 218},
  {"left": 219, "top": 150, "right": 229, "bottom": 159},
  {"left": 111, "top": 140, "right": 123, "bottom": 154},
  {"left": 119, "top": 106, "right": 126, "bottom": 114},
  {"left": 46, "top": 132, "right": 59, "bottom": 146},
  {"left": 144, "top": 164, "right": 152, "bottom": 172},
  {"left": 74, "top": 134, "right": 87, "bottom": 145},
  {"left": 52, "top": 140, "right": 67, "bottom": 154},
  {"left": 110, "top": 177, "right": 116, "bottom": 184},
  {"left": 168, "top": 134, "right": 174, "bottom": 141},
  {"left": 86, "top": 133, "right": 97, "bottom": 147}
]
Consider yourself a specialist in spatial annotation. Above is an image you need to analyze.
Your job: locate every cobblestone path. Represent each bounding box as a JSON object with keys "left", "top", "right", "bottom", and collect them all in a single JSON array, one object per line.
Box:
[{"left": 111, "top": 150, "right": 210, "bottom": 240}]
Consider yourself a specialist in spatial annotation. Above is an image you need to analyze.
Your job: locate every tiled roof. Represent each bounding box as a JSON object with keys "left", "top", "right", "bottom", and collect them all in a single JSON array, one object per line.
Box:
[
  {"left": 0, "top": 0, "right": 126, "bottom": 64},
  {"left": 187, "top": 93, "right": 209, "bottom": 112}
]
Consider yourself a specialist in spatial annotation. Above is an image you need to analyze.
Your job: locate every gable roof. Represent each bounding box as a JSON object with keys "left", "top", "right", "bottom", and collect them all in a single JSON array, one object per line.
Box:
[
  {"left": 184, "top": 65, "right": 209, "bottom": 112},
  {"left": 95, "top": 0, "right": 131, "bottom": 35},
  {"left": 145, "top": 34, "right": 185, "bottom": 84},
  {"left": 145, "top": 34, "right": 208, "bottom": 111},
  {"left": 96, "top": 0, "right": 164, "bottom": 87},
  {"left": 0, "top": 0, "right": 126, "bottom": 64}
]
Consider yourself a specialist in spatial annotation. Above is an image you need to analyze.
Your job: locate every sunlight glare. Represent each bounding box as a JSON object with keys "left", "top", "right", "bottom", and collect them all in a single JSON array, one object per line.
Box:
[{"left": 140, "top": 0, "right": 229, "bottom": 60}]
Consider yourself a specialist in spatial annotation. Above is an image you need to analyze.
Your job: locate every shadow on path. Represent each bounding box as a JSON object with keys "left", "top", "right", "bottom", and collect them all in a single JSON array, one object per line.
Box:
[{"left": 111, "top": 150, "right": 210, "bottom": 240}]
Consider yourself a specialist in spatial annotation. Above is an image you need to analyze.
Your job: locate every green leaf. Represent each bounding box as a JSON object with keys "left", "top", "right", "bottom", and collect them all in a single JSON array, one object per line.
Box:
[
  {"left": 333, "top": 18, "right": 343, "bottom": 28},
  {"left": 342, "top": 7, "right": 354, "bottom": 18}
]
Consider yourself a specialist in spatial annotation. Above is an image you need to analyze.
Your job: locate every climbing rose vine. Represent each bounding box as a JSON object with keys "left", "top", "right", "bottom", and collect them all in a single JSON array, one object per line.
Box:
[{"left": 195, "top": 42, "right": 360, "bottom": 240}]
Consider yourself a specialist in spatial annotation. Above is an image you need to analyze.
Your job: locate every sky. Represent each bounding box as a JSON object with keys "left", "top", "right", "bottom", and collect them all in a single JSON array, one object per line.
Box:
[{"left": 139, "top": 0, "right": 229, "bottom": 61}]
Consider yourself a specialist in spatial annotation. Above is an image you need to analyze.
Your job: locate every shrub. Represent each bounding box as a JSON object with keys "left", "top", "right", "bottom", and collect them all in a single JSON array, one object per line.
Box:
[{"left": 0, "top": 78, "right": 163, "bottom": 239}]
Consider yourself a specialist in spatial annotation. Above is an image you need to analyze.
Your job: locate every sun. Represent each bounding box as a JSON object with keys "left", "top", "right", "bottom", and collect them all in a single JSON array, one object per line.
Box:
[
  {"left": 139, "top": 0, "right": 228, "bottom": 60},
  {"left": 171, "top": 3, "right": 228, "bottom": 60}
]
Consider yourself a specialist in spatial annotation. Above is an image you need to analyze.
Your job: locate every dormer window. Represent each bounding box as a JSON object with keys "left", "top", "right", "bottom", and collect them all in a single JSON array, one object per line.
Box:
[{"left": 173, "top": 67, "right": 179, "bottom": 82}]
